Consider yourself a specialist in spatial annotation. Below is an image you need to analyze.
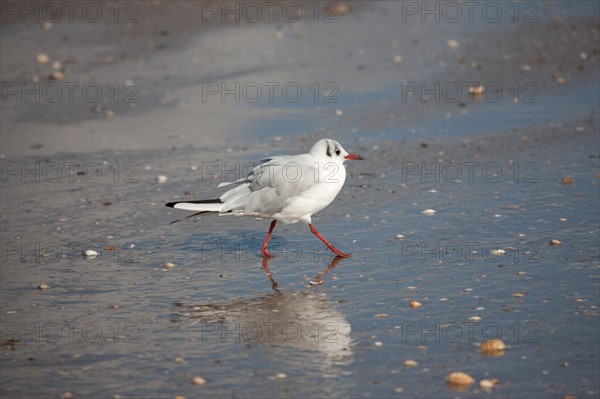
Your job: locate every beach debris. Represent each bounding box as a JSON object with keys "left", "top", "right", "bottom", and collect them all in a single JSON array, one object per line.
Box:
[
  {"left": 549, "top": 239, "right": 561, "bottom": 246},
  {"left": 404, "top": 359, "right": 418, "bottom": 367},
  {"left": 445, "top": 372, "right": 474, "bottom": 388},
  {"left": 36, "top": 53, "right": 49, "bottom": 64},
  {"left": 512, "top": 293, "right": 525, "bottom": 298},
  {"left": 561, "top": 177, "right": 573, "bottom": 184},
  {"left": 479, "top": 379, "right": 497, "bottom": 390},
  {"left": 375, "top": 313, "right": 389, "bottom": 318},
  {"left": 480, "top": 339, "right": 506, "bottom": 355},
  {"left": 325, "top": 3, "right": 349, "bottom": 15},
  {"left": 83, "top": 249, "right": 98, "bottom": 259},
  {"left": 38, "top": 284, "right": 49, "bottom": 290},
  {"left": 409, "top": 300, "right": 422, "bottom": 309},
  {"left": 49, "top": 71, "right": 64, "bottom": 81},
  {"left": 163, "top": 262, "right": 176, "bottom": 269},
  {"left": 421, "top": 209, "right": 436, "bottom": 215},
  {"left": 394, "top": 234, "right": 405, "bottom": 240},
  {"left": 520, "top": 64, "right": 532, "bottom": 72},
  {"left": 192, "top": 376, "right": 206, "bottom": 385},
  {"left": 273, "top": 372, "right": 287, "bottom": 380},
  {"left": 468, "top": 84, "right": 484, "bottom": 95},
  {"left": 156, "top": 175, "right": 168, "bottom": 183},
  {"left": 374, "top": 341, "right": 383, "bottom": 347},
  {"left": 446, "top": 39, "right": 459, "bottom": 48},
  {"left": 335, "top": 109, "right": 343, "bottom": 116},
  {"left": 489, "top": 249, "right": 506, "bottom": 256}
]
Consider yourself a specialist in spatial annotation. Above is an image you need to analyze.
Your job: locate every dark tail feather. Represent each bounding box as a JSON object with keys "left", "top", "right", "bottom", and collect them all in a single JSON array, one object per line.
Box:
[{"left": 169, "top": 211, "right": 212, "bottom": 224}]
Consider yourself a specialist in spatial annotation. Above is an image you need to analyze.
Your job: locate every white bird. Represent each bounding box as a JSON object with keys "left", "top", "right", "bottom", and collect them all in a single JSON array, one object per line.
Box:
[{"left": 166, "top": 138, "right": 363, "bottom": 258}]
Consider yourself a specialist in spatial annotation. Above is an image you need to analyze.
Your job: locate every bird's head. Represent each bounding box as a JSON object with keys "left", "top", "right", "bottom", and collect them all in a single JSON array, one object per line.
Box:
[{"left": 311, "top": 138, "right": 363, "bottom": 162}]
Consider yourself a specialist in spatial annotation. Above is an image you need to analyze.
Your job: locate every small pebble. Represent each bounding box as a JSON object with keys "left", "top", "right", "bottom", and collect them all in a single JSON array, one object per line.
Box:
[
  {"left": 549, "top": 239, "right": 561, "bottom": 246},
  {"left": 105, "top": 110, "right": 114, "bottom": 117},
  {"left": 175, "top": 357, "right": 185, "bottom": 363},
  {"left": 554, "top": 75, "right": 567, "bottom": 84},
  {"left": 480, "top": 339, "right": 506, "bottom": 353},
  {"left": 393, "top": 55, "right": 402, "bottom": 63},
  {"left": 468, "top": 84, "right": 484, "bottom": 95},
  {"left": 479, "top": 379, "right": 494, "bottom": 389},
  {"left": 38, "top": 284, "right": 49, "bottom": 290},
  {"left": 561, "top": 177, "right": 573, "bottom": 184},
  {"left": 83, "top": 249, "right": 98, "bottom": 259},
  {"left": 36, "top": 53, "right": 49, "bottom": 64},
  {"left": 52, "top": 61, "right": 61, "bottom": 69},
  {"left": 421, "top": 209, "right": 436, "bottom": 215},
  {"left": 60, "top": 393, "right": 73, "bottom": 399},
  {"left": 42, "top": 21, "right": 53, "bottom": 30},
  {"left": 468, "top": 316, "right": 481, "bottom": 322},
  {"left": 375, "top": 313, "right": 390, "bottom": 318},
  {"left": 409, "top": 300, "right": 422, "bottom": 309},
  {"left": 274, "top": 372, "right": 287, "bottom": 380},
  {"left": 446, "top": 39, "right": 459, "bottom": 48},
  {"left": 374, "top": 341, "right": 383, "bottom": 347},
  {"left": 175, "top": 396, "right": 186, "bottom": 399},
  {"left": 445, "top": 372, "right": 474, "bottom": 387},
  {"left": 190, "top": 165, "right": 198, "bottom": 171},
  {"left": 394, "top": 234, "right": 405, "bottom": 240},
  {"left": 156, "top": 175, "right": 168, "bottom": 184},
  {"left": 520, "top": 64, "right": 532, "bottom": 72},
  {"left": 559, "top": 218, "right": 567, "bottom": 222},
  {"left": 50, "top": 71, "right": 64, "bottom": 81},
  {"left": 163, "top": 262, "right": 176, "bottom": 269},
  {"left": 111, "top": 305, "right": 120, "bottom": 309},
  {"left": 404, "top": 359, "right": 418, "bottom": 367},
  {"left": 325, "top": 3, "right": 349, "bottom": 15},
  {"left": 335, "top": 109, "right": 343, "bottom": 116},
  {"left": 512, "top": 293, "right": 525, "bottom": 298},
  {"left": 192, "top": 376, "right": 206, "bottom": 385},
  {"left": 490, "top": 249, "right": 506, "bottom": 256}
]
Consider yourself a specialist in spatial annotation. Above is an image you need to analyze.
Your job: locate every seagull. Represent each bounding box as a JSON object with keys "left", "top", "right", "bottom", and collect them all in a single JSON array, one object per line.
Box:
[{"left": 166, "top": 138, "right": 363, "bottom": 258}]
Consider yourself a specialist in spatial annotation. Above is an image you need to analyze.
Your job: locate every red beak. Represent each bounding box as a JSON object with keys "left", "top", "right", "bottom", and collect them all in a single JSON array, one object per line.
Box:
[{"left": 344, "top": 153, "right": 363, "bottom": 160}]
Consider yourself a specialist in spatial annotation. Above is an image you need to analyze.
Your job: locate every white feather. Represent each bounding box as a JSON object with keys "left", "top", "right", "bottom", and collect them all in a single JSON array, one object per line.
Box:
[{"left": 172, "top": 203, "right": 223, "bottom": 212}]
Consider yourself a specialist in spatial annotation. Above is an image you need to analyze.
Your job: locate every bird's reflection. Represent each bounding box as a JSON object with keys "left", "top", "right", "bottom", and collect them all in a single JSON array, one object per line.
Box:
[
  {"left": 174, "top": 288, "right": 353, "bottom": 370},
  {"left": 261, "top": 255, "right": 344, "bottom": 290}
]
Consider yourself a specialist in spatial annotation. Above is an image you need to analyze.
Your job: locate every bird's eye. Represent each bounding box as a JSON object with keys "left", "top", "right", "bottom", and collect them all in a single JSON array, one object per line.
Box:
[{"left": 335, "top": 149, "right": 341, "bottom": 156}]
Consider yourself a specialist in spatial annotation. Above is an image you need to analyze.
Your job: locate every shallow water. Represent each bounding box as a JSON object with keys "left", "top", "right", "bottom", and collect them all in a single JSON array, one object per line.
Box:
[{"left": 1, "top": 1, "right": 599, "bottom": 398}]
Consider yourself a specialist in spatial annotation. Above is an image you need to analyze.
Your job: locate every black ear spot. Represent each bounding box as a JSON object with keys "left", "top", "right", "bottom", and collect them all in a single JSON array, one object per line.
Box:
[
  {"left": 326, "top": 146, "right": 332, "bottom": 157},
  {"left": 335, "top": 148, "right": 341, "bottom": 156}
]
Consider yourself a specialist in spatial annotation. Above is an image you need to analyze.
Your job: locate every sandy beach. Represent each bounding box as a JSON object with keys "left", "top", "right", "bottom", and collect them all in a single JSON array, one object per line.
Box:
[{"left": 1, "top": 1, "right": 599, "bottom": 397}]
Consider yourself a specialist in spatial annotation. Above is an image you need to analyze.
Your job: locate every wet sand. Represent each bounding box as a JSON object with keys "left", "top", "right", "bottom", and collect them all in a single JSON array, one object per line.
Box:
[{"left": 1, "top": 1, "right": 599, "bottom": 398}]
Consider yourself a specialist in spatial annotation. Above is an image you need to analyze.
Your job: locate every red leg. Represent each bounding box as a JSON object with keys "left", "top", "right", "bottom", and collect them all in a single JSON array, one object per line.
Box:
[
  {"left": 261, "top": 257, "right": 278, "bottom": 290},
  {"left": 261, "top": 220, "right": 277, "bottom": 258},
  {"left": 309, "top": 224, "right": 351, "bottom": 258}
]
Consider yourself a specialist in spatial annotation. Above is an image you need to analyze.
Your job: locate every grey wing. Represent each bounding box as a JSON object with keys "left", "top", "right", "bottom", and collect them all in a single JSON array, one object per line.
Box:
[{"left": 218, "top": 155, "right": 315, "bottom": 214}]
